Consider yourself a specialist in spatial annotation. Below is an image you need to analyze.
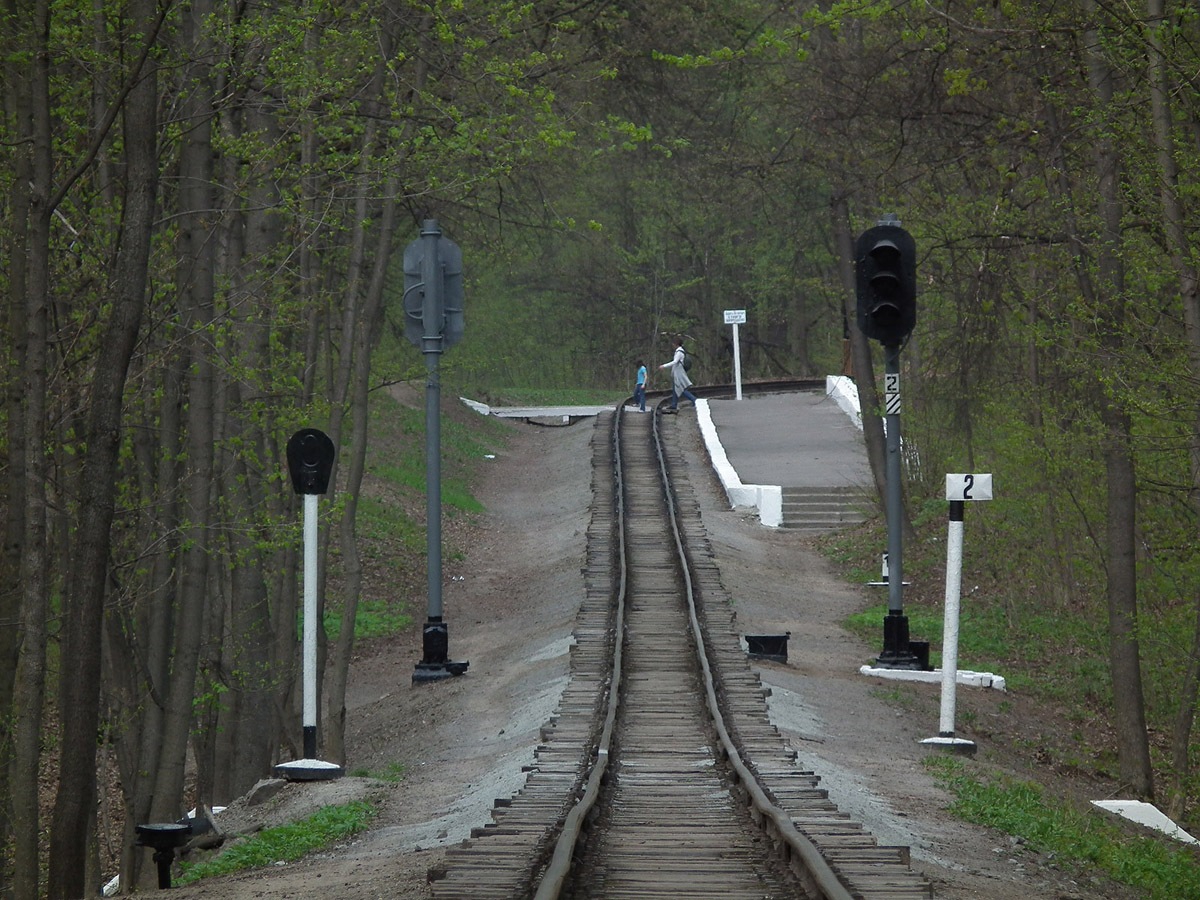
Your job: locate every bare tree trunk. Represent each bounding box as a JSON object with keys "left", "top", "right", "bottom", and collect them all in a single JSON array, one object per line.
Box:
[
  {"left": 322, "top": 29, "right": 431, "bottom": 759},
  {"left": 317, "top": 109, "right": 377, "bottom": 761},
  {"left": 1084, "top": 3, "right": 1153, "bottom": 799},
  {"left": 8, "top": 3, "right": 52, "bottom": 896},
  {"left": 326, "top": 181, "right": 400, "bottom": 761},
  {"left": 114, "top": 354, "right": 184, "bottom": 889},
  {"left": 147, "top": 0, "right": 216, "bottom": 826},
  {"left": 0, "top": 24, "right": 31, "bottom": 887},
  {"left": 1146, "top": 0, "right": 1200, "bottom": 816},
  {"left": 46, "top": 0, "right": 159, "bottom": 891},
  {"left": 213, "top": 100, "right": 288, "bottom": 797}
]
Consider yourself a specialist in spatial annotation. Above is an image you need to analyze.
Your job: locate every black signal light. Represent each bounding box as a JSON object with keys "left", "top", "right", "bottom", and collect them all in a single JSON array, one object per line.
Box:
[{"left": 855, "top": 224, "right": 916, "bottom": 346}]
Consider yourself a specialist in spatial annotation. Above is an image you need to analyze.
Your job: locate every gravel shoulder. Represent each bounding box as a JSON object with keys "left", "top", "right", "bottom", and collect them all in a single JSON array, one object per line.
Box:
[{"left": 162, "top": 407, "right": 1133, "bottom": 900}]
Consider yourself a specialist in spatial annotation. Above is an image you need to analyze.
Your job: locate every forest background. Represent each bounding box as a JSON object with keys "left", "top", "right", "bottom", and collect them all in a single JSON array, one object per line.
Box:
[{"left": 5, "top": 0, "right": 1200, "bottom": 897}]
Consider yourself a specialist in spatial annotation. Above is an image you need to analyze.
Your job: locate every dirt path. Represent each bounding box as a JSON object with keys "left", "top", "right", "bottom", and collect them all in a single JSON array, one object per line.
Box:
[{"left": 161, "top": 411, "right": 1129, "bottom": 900}]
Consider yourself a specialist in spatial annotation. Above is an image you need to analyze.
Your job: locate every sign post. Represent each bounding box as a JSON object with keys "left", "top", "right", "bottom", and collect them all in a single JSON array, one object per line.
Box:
[
  {"left": 403, "top": 219, "right": 469, "bottom": 684},
  {"left": 275, "top": 428, "right": 343, "bottom": 781},
  {"left": 724, "top": 308, "right": 746, "bottom": 400},
  {"left": 921, "top": 473, "right": 993, "bottom": 755}
]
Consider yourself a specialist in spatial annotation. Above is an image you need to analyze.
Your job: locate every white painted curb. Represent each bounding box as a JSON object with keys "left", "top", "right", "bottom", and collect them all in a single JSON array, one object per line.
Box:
[
  {"left": 858, "top": 665, "right": 1007, "bottom": 691},
  {"left": 696, "top": 399, "right": 782, "bottom": 527},
  {"left": 826, "top": 375, "right": 863, "bottom": 430}
]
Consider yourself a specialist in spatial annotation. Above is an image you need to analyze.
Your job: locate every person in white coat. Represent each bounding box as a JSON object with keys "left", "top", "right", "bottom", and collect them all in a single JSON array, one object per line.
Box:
[{"left": 659, "top": 338, "right": 697, "bottom": 412}]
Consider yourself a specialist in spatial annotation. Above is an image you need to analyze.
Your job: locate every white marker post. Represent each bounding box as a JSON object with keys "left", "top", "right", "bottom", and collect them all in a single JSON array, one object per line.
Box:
[
  {"left": 275, "top": 428, "right": 344, "bottom": 782},
  {"left": 921, "top": 473, "right": 992, "bottom": 756},
  {"left": 724, "top": 308, "right": 746, "bottom": 400}
]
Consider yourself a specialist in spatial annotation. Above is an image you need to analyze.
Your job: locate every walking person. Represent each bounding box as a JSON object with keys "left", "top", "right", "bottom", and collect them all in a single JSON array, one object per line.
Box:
[
  {"left": 659, "top": 338, "right": 697, "bottom": 412},
  {"left": 633, "top": 360, "right": 648, "bottom": 411}
]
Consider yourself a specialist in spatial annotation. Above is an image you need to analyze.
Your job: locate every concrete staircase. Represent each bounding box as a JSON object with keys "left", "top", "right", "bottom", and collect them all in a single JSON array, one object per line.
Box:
[{"left": 780, "top": 486, "right": 871, "bottom": 532}]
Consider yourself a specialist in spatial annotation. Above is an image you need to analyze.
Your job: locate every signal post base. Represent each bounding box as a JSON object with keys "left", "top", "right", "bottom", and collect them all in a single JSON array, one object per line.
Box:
[{"left": 413, "top": 617, "right": 469, "bottom": 684}]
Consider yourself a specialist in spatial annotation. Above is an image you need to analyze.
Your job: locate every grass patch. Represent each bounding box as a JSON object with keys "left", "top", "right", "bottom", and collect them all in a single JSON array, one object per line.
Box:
[
  {"left": 348, "top": 761, "right": 405, "bottom": 783},
  {"left": 321, "top": 598, "right": 412, "bottom": 642},
  {"left": 370, "top": 399, "right": 502, "bottom": 515},
  {"left": 372, "top": 459, "right": 483, "bottom": 513},
  {"left": 176, "top": 801, "right": 377, "bottom": 885},
  {"left": 926, "top": 757, "right": 1200, "bottom": 899},
  {"left": 357, "top": 495, "right": 423, "bottom": 552}
]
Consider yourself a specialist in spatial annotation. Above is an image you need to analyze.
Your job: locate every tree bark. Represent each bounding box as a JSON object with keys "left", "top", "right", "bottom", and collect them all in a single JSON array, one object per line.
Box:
[
  {"left": 0, "top": 0, "right": 33, "bottom": 869},
  {"left": 147, "top": 0, "right": 217, "bottom": 827},
  {"left": 8, "top": 2, "right": 51, "bottom": 896},
  {"left": 1146, "top": 0, "right": 1200, "bottom": 816},
  {"left": 327, "top": 181, "right": 400, "bottom": 761},
  {"left": 46, "top": 0, "right": 159, "bottom": 891},
  {"left": 1083, "top": 1, "right": 1153, "bottom": 799}
]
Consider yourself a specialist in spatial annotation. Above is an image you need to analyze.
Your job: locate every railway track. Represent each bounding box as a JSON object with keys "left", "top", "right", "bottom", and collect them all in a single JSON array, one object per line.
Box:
[{"left": 430, "top": 402, "right": 931, "bottom": 899}]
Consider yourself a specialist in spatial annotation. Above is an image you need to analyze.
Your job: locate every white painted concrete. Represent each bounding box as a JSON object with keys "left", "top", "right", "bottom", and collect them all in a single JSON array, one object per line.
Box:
[
  {"left": 696, "top": 399, "right": 782, "bottom": 527},
  {"left": 1091, "top": 800, "right": 1199, "bottom": 845},
  {"left": 858, "top": 665, "right": 1007, "bottom": 691},
  {"left": 826, "top": 375, "right": 863, "bottom": 430}
]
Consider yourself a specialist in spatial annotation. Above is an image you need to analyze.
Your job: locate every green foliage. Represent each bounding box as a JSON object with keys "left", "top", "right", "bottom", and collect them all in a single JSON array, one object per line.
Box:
[
  {"left": 927, "top": 758, "right": 1200, "bottom": 899},
  {"left": 356, "top": 495, "right": 424, "bottom": 553},
  {"left": 176, "top": 802, "right": 377, "bottom": 884},
  {"left": 320, "top": 598, "right": 411, "bottom": 642}
]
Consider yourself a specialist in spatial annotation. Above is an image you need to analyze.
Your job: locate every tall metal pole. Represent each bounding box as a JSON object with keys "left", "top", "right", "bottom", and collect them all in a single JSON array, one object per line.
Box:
[
  {"left": 423, "top": 221, "right": 444, "bottom": 624},
  {"left": 878, "top": 343, "right": 918, "bottom": 667},
  {"left": 920, "top": 496, "right": 976, "bottom": 754},
  {"left": 419, "top": 220, "right": 448, "bottom": 670},
  {"left": 884, "top": 345, "right": 903, "bottom": 619},
  {"left": 412, "top": 219, "right": 468, "bottom": 682}
]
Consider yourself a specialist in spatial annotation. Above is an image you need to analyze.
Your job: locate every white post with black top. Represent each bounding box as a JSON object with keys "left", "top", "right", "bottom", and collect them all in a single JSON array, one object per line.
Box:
[
  {"left": 921, "top": 473, "right": 992, "bottom": 756},
  {"left": 275, "top": 428, "right": 344, "bottom": 781}
]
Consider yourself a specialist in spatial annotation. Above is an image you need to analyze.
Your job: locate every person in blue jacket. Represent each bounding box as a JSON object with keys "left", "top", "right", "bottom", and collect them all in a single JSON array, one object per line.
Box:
[{"left": 633, "top": 360, "right": 648, "bottom": 411}]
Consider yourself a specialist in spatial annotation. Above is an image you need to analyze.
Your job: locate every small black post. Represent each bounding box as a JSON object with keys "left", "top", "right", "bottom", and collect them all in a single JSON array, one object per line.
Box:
[{"left": 135, "top": 823, "right": 192, "bottom": 889}]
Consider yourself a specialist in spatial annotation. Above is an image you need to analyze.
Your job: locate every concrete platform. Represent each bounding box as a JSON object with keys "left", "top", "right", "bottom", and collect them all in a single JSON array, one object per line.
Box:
[
  {"left": 463, "top": 380, "right": 872, "bottom": 530},
  {"left": 706, "top": 386, "right": 870, "bottom": 490}
]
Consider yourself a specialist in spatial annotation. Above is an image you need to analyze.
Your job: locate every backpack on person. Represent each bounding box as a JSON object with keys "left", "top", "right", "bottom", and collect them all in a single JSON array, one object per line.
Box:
[{"left": 681, "top": 348, "right": 693, "bottom": 372}]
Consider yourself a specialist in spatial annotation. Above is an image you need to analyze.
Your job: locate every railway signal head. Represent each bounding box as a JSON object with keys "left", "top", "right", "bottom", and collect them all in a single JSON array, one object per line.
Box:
[
  {"left": 855, "top": 224, "right": 916, "bottom": 346},
  {"left": 286, "top": 428, "right": 336, "bottom": 495}
]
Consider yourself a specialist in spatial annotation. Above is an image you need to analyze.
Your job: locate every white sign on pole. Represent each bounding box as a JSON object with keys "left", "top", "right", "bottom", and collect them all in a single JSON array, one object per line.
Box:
[
  {"left": 723, "top": 309, "right": 746, "bottom": 400},
  {"left": 945, "top": 473, "right": 993, "bottom": 502}
]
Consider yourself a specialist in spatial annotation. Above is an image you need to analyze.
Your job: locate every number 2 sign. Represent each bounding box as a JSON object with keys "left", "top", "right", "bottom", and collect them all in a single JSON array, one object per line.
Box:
[{"left": 945, "top": 473, "right": 993, "bottom": 502}]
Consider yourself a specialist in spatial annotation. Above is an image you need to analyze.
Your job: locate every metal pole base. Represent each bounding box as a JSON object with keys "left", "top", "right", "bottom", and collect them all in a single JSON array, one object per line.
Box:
[
  {"left": 874, "top": 612, "right": 927, "bottom": 670},
  {"left": 413, "top": 618, "right": 469, "bottom": 683},
  {"left": 413, "top": 660, "right": 470, "bottom": 683}
]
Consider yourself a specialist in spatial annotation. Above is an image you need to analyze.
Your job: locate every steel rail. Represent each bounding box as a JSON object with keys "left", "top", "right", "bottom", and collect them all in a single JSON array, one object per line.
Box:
[
  {"left": 532, "top": 403, "right": 626, "bottom": 900},
  {"left": 652, "top": 400, "right": 856, "bottom": 900},
  {"left": 534, "top": 401, "right": 855, "bottom": 900}
]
